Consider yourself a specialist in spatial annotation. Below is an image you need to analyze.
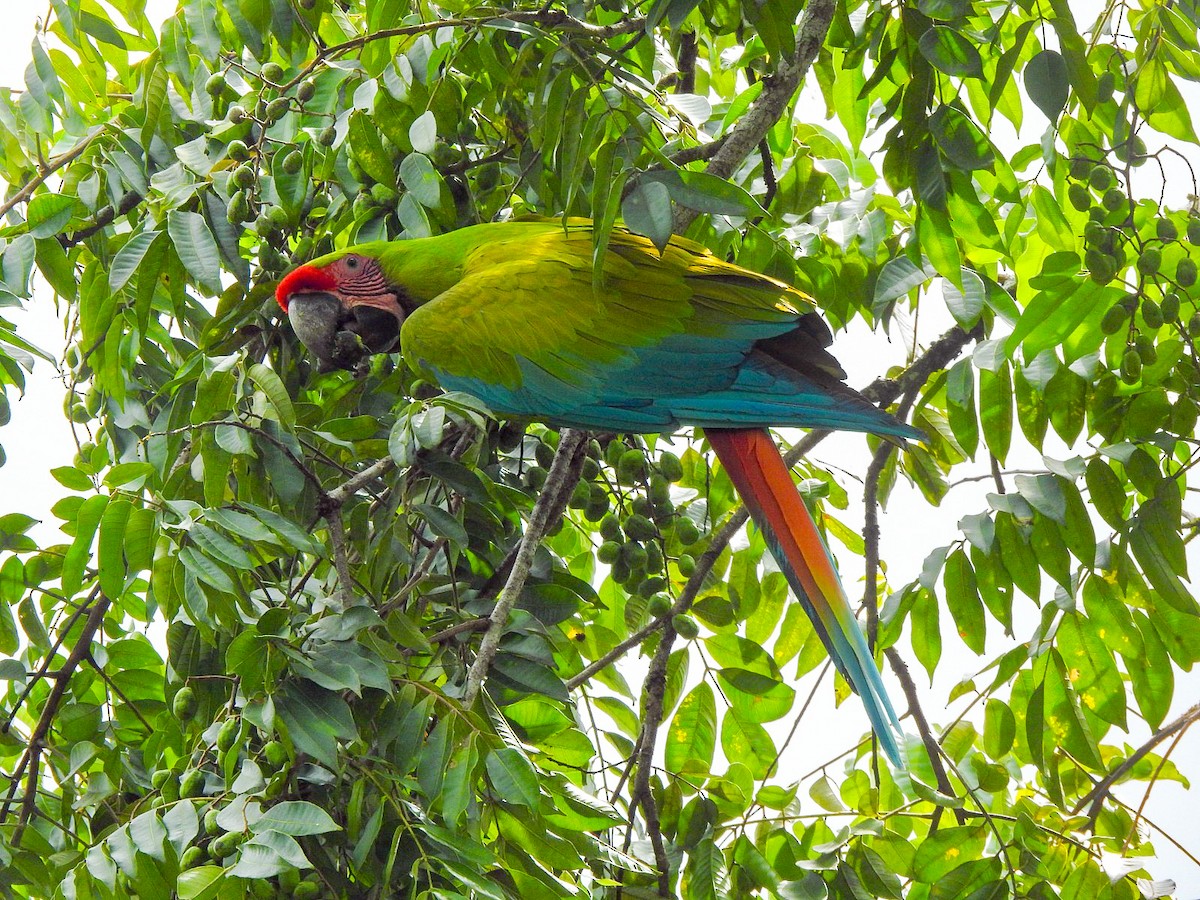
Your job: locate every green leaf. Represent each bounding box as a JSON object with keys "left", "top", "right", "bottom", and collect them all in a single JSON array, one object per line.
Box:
[
  {"left": 944, "top": 548, "right": 985, "bottom": 653},
  {"left": 621, "top": 179, "right": 673, "bottom": 253},
  {"left": 167, "top": 210, "right": 222, "bottom": 295},
  {"left": 912, "top": 826, "right": 986, "bottom": 882},
  {"left": 349, "top": 109, "right": 396, "bottom": 186},
  {"left": 409, "top": 109, "right": 437, "bottom": 156},
  {"left": 485, "top": 748, "right": 539, "bottom": 808},
  {"left": 62, "top": 494, "right": 108, "bottom": 596},
  {"left": 665, "top": 681, "right": 716, "bottom": 776},
  {"left": 252, "top": 801, "right": 341, "bottom": 836},
  {"left": 911, "top": 586, "right": 942, "bottom": 682},
  {"left": 97, "top": 498, "right": 132, "bottom": 599},
  {"left": 176, "top": 866, "right": 225, "bottom": 900},
  {"left": 26, "top": 193, "right": 79, "bottom": 239},
  {"left": 1128, "top": 610, "right": 1173, "bottom": 729},
  {"left": 1025, "top": 50, "right": 1069, "bottom": 122},
  {"left": 943, "top": 269, "right": 984, "bottom": 327},
  {"left": 983, "top": 698, "right": 1015, "bottom": 759},
  {"left": 639, "top": 168, "right": 764, "bottom": 217},
  {"left": 247, "top": 363, "right": 296, "bottom": 427},
  {"left": 978, "top": 363, "right": 1012, "bottom": 463},
  {"left": 930, "top": 106, "right": 993, "bottom": 170},
  {"left": 918, "top": 27, "right": 983, "bottom": 78},
  {"left": 399, "top": 152, "right": 442, "bottom": 208}
]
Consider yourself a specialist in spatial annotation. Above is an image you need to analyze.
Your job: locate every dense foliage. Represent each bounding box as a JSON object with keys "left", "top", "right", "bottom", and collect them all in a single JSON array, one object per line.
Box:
[{"left": 1, "top": 0, "right": 1199, "bottom": 897}]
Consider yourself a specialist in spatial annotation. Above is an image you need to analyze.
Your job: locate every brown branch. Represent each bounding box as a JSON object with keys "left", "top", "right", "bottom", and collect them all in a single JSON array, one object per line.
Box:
[
  {"left": 1074, "top": 701, "right": 1200, "bottom": 826},
  {"left": 630, "top": 621, "right": 675, "bottom": 896},
  {"left": 884, "top": 648, "right": 966, "bottom": 828},
  {"left": 0, "top": 130, "right": 102, "bottom": 221},
  {"left": 463, "top": 429, "right": 587, "bottom": 707},
  {"left": 674, "top": 0, "right": 836, "bottom": 233},
  {"left": 2, "top": 593, "right": 110, "bottom": 839},
  {"left": 60, "top": 189, "right": 143, "bottom": 248}
]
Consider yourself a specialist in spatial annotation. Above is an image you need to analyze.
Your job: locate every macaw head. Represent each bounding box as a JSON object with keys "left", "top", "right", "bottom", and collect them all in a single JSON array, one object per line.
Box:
[{"left": 275, "top": 250, "right": 407, "bottom": 371}]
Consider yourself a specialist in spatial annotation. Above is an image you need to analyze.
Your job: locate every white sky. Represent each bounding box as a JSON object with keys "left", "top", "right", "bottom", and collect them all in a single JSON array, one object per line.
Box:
[{"left": 0, "top": 1, "right": 1196, "bottom": 894}]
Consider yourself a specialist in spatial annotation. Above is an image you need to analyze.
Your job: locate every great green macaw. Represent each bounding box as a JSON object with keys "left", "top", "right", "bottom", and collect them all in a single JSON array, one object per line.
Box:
[{"left": 275, "top": 218, "right": 917, "bottom": 765}]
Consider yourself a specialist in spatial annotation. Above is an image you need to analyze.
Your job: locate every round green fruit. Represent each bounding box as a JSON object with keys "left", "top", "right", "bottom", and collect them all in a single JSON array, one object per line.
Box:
[
  {"left": 1067, "top": 183, "right": 1090, "bottom": 212},
  {"left": 180, "top": 846, "right": 206, "bottom": 869},
  {"left": 204, "top": 73, "right": 226, "bottom": 97},
  {"left": 1177, "top": 258, "right": 1198, "bottom": 287},
  {"left": 281, "top": 150, "right": 303, "bottom": 175},
  {"left": 1141, "top": 296, "right": 1163, "bottom": 328},
  {"left": 317, "top": 125, "right": 337, "bottom": 147},
  {"left": 1136, "top": 248, "right": 1162, "bottom": 277},
  {"left": 598, "top": 541, "right": 622, "bottom": 565},
  {"left": 264, "top": 97, "right": 290, "bottom": 123},
  {"left": 617, "top": 449, "right": 648, "bottom": 483},
  {"left": 672, "top": 614, "right": 700, "bottom": 639},
  {"left": 1101, "top": 187, "right": 1125, "bottom": 212},
  {"left": 1187, "top": 217, "right": 1200, "bottom": 245},
  {"left": 227, "top": 139, "right": 250, "bottom": 161},
  {"left": 1099, "top": 304, "right": 1128, "bottom": 335},
  {"left": 180, "top": 768, "right": 206, "bottom": 799},
  {"left": 624, "top": 514, "right": 657, "bottom": 541},
  {"left": 216, "top": 718, "right": 239, "bottom": 753},
  {"left": 675, "top": 518, "right": 700, "bottom": 546},
  {"left": 204, "top": 808, "right": 222, "bottom": 836},
  {"left": 1120, "top": 348, "right": 1142, "bottom": 384},
  {"left": 1088, "top": 164, "right": 1113, "bottom": 191},
  {"left": 172, "top": 686, "right": 197, "bottom": 719},
  {"left": 1156, "top": 218, "right": 1178, "bottom": 242},
  {"left": 297, "top": 79, "right": 316, "bottom": 102}
]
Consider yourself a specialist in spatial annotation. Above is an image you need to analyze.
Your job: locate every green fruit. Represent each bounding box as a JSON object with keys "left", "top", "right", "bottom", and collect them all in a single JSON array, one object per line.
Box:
[
  {"left": 605, "top": 440, "right": 626, "bottom": 468},
  {"left": 1156, "top": 218, "right": 1179, "bottom": 242},
  {"left": 1085, "top": 248, "right": 1116, "bottom": 284},
  {"left": 620, "top": 541, "right": 648, "bottom": 570},
  {"left": 227, "top": 139, "right": 250, "bottom": 161},
  {"left": 1137, "top": 248, "right": 1162, "bottom": 277},
  {"left": 172, "top": 686, "right": 197, "bottom": 719},
  {"left": 475, "top": 161, "right": 500, "bottom": 190},
  {"left": 1120, "top": 348, "right": 1142, "bottom": 384},
  {"left": 584, "top": 498, "right": 610, "bottom": 522},
  {"left": 265, "top": 97, "right": 290, "bottom": 123},
  {"left": 1096, "top": 71, "right": 1115, "bottom": 103},
  {"left": 638, "top": 576, "right": 667, "bottom": 598},
  {"left": 647, "top": 594, "right": 672, "bottom": 618},
  {"left": 204, "top": 808, "right": 221, "bottom": 835},
  {"left": 611, "top": 558, "right": 631, "bottom": 584},
  {"left": 580, "top": 457, "right": 600, "bottom": 480},
  {"left": 268, "top": 205, "right": 290, "bottom": 227},
  {"left": 281, "top": 150, "right": 303, "bottom": 175},
  {"left": 317, "top": 124, "right": 337, "bottom": 146},
  {"left": 1067, "top": 183, "right": 1091, "bottom": 212},
  {"left": 180, "top": 846, "right": 205, "bottom": 868},
  {"left": 624, "top": 514, "right": 657, "bottom": 541},
  {"left": 677, "top": 553, "right": 696, "bottom": 577},
  {"left": 675, "top": 518, "right": 701, "bottom": 546},
  {"left": 525, "top": 466, "right": 548, "bottom": 489},
  {"left": 263, "top": 740, "right": 287, "bottom": 768},
  {"left": 297, "top": 79, "right": 316, "bottom": 102},
  {"left": 534, "top": 440, "right": 555, "bottom": 469},
  {"left": 204, "top": 72, "right": 227, "bottom": 97},
  {"left": 568, "top": 481, "right": 591, "bottom": 509},
  {"left": 658, "top": 451, "right": 684, "bottom": 482},
  {"left": 648, "top": 474, "right": 671, "bottom": 504},
  {"left": 210, "top": 831, "right": 243, "bottom": 859},
  {"left": 1069, "top": 156, "right": 1093, "bottom": 180},
  {"left": 617, "top": 449, "right": 648, "bottom": 483},
  {"left": 261, "top": 62, "right": 285, "bottom": 83},
  {"left": 1189, "top": 312, "right": 1200, "bottom": 337},
  {"left": 150, "top": 768, "right": 172, "bottom": 789},
  {"left": 1102, "top": 187, "right": 1125, "bottom": 212},
  {"left": 1088, "top": 165, "right": 1113, "bottom": 190},
  {"left": 1162, "top": 292, "right": 1181, "bottom": 322},
  {"left": 1171, "top": 399, "right": 1198, "bottom": 435},
  {"left": 598, "top": 540, "right": 622, "bottom": 564},
  {"left": 1188, "top": 217, "right": 1200, "bottom": 244},
  {"left": 180, "top": 768, "right": 206, "bottom": 798},
  {"left": 1136, "top": 336, "right": 1158, "bottom": 367},
  {"left": 227, "top": 189, "right": 250, "bottom": 224},
  {"left": 370, "top": 183, "right": 397, "bottom": 204},
  {"left": 644, "top": 541, "right": 664, "bottom": 572},
  {"left": 233, "top": 165, "right": 256, "bottom": 188},
  {"left": 599, "top": 514, "right": 622, "bottom": 541},
  {"left": 216, "top": 718, "right": 239, "bottom": 752},
  {"left": 1141, "top": 297, "right": 1163, "bottom": 329},
  {"left": 1177, "top": 258, "right": 1198, "bottom": 287},
  {"left": 227, "top": 104, "right": 248, "bottom": 123},
  {"left": 672, "top": 614, "right": 700, "bottom": 639},
  {"left": 1100, "top": 304, "right": 1128, "bottom": 335}
]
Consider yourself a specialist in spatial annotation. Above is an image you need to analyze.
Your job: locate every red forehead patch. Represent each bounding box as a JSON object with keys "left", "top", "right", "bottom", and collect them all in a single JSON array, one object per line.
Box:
[{"left": 275, "top": 265, "right": 338, "bottom": 311}]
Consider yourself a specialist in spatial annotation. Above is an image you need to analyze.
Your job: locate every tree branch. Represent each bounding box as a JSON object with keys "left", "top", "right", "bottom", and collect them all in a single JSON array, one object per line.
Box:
[
  {"left": 463, "top": 429, "right": 587, "bottom": 707},
  {"left": 1074, "top": 700, "right": 1200, "bottom": 826},
  {"left": 0, "top": 129, "right": 102, "bottom": 221},
  {"left": 630, "top": 621, "right": 675, "bottom": 896}
]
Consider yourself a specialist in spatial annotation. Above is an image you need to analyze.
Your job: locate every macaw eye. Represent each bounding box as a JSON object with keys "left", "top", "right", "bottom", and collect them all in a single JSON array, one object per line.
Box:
[{"left": 345, "top": 256, "right": 360, "bottom": 270}]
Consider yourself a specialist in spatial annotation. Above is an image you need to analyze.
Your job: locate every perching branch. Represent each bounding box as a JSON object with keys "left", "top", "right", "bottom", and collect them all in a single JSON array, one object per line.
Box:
[
  {"left": 1, "top": 591, "right": 110, "bottom": 840},
  {"left": 0, "top": 128, "right": 103, "bottom": 221},
  {"left": 629, "top": 620, "right": 675, "bottom": 896},
  {"left": 884, "top": 647, "right": 966, "bottom": 829},
  {"left": 673, "top": 0, "right": 836, "bottom": 233},
  {"left": 1074, "top": 700, "right": 1200, "bottom": 827},
  {"left": 463, "top": 429, "right": 588, "bottom": 707}
]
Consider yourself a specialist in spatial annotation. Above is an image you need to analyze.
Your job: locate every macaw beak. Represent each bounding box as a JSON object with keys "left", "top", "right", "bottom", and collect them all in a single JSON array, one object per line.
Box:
[{"left": 286, "top": 291, "right": 402, "bottom": 372}]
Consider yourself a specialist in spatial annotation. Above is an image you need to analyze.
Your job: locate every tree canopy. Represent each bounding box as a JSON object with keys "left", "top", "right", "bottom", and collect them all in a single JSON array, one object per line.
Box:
[{"left": 1, "top": 0, "right": 1199, "bottom": 897}]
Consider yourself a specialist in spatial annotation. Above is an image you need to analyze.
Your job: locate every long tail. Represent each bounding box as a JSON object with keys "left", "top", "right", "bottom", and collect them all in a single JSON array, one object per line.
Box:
[{"left": 706, "top": 427, "right": 904, "bottom": 766}]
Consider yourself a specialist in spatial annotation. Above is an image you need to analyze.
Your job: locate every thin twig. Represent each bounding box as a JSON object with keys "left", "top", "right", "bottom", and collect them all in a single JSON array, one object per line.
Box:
[
  {"left": 0, "top": 129, "right": 103, "bottom": 220},
  {"left": 1074, "top": 701, "right": 1200, "bottom": 826},
  {"left": 463, "top": 429, "right": 587, "bottom": 707}
]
